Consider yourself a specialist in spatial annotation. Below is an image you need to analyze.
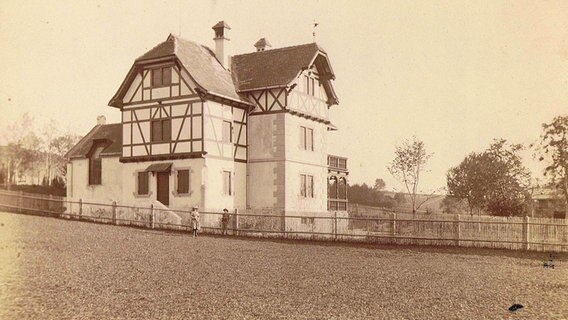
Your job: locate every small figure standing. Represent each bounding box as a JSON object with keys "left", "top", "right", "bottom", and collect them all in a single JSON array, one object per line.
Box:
[
  {"left": 190, "top": 206, "right": 200, "bottom": 237},
  {"left": 221, "top": 208, "right": 230, "bottom": 235}
]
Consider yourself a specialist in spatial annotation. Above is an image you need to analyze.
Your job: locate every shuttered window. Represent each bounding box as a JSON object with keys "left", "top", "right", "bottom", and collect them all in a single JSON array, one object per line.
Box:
[
  {"left": 177, "top": 170, "right": 190, "bottom": 194},
  {"left": 151, "top": 67, "right": 172, "bottom": 87},
  {"left": 138, "top": 171, "right": 149, "bottom": 195},
  {"left": 300, "top": 126, "right": 314, "bottom": 151},
  {"left": 222, "top": 121, "right": 232, "bottom": 143},
  {"left": 223, "top": 171, "right": 232, "bottom": 196},
  {"left": 300, "top": 174, "right": 314, "bottom": 198},
  {"left": 151, "top": 119, "right": 171, "bottom": 142}
]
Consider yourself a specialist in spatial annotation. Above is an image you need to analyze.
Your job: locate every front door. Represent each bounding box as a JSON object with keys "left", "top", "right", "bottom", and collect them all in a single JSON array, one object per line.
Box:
[{"left": 156, "top": 172, "right": 169, "bottom": 206}]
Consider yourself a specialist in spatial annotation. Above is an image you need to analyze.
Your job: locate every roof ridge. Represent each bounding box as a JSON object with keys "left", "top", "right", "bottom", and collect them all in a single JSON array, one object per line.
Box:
[{"left": 233, "top": 42, "right": 320, "bottom": 59}]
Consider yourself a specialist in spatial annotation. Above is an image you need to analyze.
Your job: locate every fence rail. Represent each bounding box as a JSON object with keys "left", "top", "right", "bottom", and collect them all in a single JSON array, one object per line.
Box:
[{"left": 0, "top": 190, "right": 567, "bottom": 252}]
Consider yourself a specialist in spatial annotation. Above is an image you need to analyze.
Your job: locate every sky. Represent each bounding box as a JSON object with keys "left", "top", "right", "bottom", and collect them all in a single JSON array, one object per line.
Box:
[{"left": 0, "top": 0, "right": 567, "bottom": 192}]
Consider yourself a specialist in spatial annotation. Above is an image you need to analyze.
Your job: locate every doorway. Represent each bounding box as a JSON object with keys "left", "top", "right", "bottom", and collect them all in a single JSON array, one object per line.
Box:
[{"left": 156, "top": 172, "right": 169, "bottom": 206}]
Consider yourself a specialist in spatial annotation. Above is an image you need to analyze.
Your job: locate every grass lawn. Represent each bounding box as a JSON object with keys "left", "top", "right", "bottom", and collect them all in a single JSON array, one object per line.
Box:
[{"left": 0, "top": 211, "right": 567, "bottom": 319}]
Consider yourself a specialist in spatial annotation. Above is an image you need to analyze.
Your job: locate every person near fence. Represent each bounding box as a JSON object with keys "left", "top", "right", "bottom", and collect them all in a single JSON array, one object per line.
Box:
[
  {"left": 191, "top": 206, "right": 200, "bottom": 237},
  {"left": 221, "top": 208, "right": 230, "bottom": 235}
]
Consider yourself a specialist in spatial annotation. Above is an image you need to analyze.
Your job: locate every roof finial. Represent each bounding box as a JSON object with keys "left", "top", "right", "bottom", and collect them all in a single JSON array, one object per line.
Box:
[{"left": 312, "top": 20, "right": 319, "bottom": 43}]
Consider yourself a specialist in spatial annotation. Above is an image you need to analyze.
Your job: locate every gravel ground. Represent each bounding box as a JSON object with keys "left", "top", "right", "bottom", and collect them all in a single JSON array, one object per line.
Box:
[{"left": 0, "top": 211, "right": 567, "bottom": 320}]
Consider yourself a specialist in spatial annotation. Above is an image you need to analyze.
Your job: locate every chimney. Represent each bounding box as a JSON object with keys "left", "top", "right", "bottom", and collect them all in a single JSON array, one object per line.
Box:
[
  {"left": 97, "top": 115, "right": 106, "bottom": 125},
  {"left": 212, "top": 21, "right": 231, "bottom": 69},
  {"left": 254, "top": 38, "right": 272, "bottom": 52}
]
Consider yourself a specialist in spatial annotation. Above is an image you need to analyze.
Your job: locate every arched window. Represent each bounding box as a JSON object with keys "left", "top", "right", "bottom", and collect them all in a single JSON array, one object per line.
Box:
[
  {"left": 338, "top": 177, "right": 347, "bottom": 200},
  {"left": 328, "top": 176, "right": 338, "bottom": 199},
  {"left": 88, "top": 142, "right": 105, "bottom": 185}
]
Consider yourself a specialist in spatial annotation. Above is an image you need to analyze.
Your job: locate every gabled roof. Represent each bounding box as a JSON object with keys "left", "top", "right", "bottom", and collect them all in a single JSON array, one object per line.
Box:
[
  {"left": 110, "top": 35, "right": 251, "bottom": 108},
  {"left": 110, "top": 35, "right": 339, "bottom": 108},
  {"left": 232, "top": 43, "right": 332, "bottom": 91},
  {"left": 66, "top": 124, "right": 122, "bottom": 159}
]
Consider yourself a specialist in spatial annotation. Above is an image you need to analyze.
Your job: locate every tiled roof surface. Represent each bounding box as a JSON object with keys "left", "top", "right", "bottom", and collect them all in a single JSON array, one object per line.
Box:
[
  {"left": 66, "top": 124, "right": 121, "bottom": 159},
  {"left": 231, "top": 43, "right": 322, "bottom": 91},
  {"left": 137, "top": 35, "right": 244, "bottom": 102}
]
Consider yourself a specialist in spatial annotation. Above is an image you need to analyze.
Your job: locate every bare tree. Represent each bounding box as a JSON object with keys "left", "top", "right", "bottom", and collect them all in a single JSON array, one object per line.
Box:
[{"left": 387, "top": 136, "right": 433, "bottom": 214}]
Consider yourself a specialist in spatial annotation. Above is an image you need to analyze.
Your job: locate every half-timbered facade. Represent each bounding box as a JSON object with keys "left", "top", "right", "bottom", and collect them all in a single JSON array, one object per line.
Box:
[{"left": 66, "top": 21, "right": 348, "bottom": 223}]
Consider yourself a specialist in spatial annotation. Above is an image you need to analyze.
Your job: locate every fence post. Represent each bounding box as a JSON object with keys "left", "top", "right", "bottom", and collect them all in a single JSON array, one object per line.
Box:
[
  {"left": 18, "top": 191, "right": 23, "bottom": 213},
  {"left": 334, "top": 211, "right": 338, "bottom": 240},
  {"left": 150, "top": 204, "right": 155, "bottom": 229},
  {"left": 391, "top": 212, "right": 397, "bottom": 238},
  {"left": 112, "top": 201, "right": 117, "bottom": 225},
  {"left": 234, "top": 208, "right": 239, "bottom": 236},
  {"left": 455, "top": 214, "right": 461, "bottom": 247},
  {"left": 523, "top": 215, "right": 530, "bottom": 250},
  {"left": 79, "top": 198, "right": 83, "bottom": 218}
]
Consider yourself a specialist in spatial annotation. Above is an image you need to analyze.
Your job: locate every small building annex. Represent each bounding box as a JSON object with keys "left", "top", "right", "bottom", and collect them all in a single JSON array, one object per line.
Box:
[{"left": 65, "top": 21, "right": 349, "bottom": 225}]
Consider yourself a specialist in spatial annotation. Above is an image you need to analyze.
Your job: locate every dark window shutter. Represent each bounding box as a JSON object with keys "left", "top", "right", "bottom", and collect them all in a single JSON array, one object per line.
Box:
[
  {"left": 163, "top": 119, "right": 171, "bottom": 141},
  {"left": 177, "top": 170, "right": 189, "bottom": 194},
  {"left": 138, "top": 172, "right": 149, "bottom": 195},
  {"left": 163, "top": 67, "right": 172, "bottom": 85}
]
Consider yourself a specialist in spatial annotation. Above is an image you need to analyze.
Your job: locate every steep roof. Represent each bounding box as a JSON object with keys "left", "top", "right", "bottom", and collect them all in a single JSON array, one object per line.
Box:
[
  {"left": 110, "top": 35, "right": 250, "bottom": 108},
  {"left": 66, "top": 124, "right": 122, "bottom": 159},
  {"left": 232, "top": 43, "right": 326, "bottom": 91},
  {"left": 110, "top": 36, "right": 338, "bottom": 107}
]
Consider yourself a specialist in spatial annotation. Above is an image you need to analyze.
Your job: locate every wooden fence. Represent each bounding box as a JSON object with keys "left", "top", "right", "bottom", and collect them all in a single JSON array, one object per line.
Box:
[{"left": 0, "top": 190, "right": 567, "bottom": 252}]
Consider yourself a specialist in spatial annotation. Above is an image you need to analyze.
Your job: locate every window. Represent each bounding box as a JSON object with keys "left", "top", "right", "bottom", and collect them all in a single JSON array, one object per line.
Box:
[
  {"left": 151, "top": 67, "right": 172, "bottom": 87},
  {"left": 151, "top": 119, "right": 171, "bottom": 142},
  {"left": 300, "top": 174, "right": 314, "bottom": 198},
  {"left": 222, "top": 121, "right": 232, "bottom": 143},
  {"left": 300, "top": 126, "right": 314, "bottom": 151},
  {"left": 138, "top": 171, "right": 149, "bottom": 195},
  {"left": 88, "top": 143, "right": 104, "bottom": 185},
  {"left": 177, "top": 169, "right": 190, "bottom": 194},
  {"left": 304, "top": 75, "right": 316, "bottom": 96},
  {"left": 223, "top": 171, "right": 232, "bottom": 196}
]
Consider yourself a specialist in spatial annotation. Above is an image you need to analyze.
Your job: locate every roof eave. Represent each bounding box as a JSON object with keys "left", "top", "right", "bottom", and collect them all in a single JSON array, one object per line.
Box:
[{"left": 195, "top": 87, "right": 255, "bottom": 110}]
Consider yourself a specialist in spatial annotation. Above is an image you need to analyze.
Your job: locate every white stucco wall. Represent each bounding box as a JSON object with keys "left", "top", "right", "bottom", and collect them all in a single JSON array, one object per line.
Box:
[
  {"left": 120, "top": 158, "right": 204, "bottom": 211},
  {"left": 284, "top": 114, "right": 329, "bottom": 214},
  {"left": 67, "top": 156, "right": 123, "bottom": 205},
  {"left": 246, "top": 113, "right": 285, "bottom": 210}
]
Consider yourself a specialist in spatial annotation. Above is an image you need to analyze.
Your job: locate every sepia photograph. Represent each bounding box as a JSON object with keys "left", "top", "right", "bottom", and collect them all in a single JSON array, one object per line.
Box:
[{"left": 0, "top": 0, "right": 567, "bottom": 318}]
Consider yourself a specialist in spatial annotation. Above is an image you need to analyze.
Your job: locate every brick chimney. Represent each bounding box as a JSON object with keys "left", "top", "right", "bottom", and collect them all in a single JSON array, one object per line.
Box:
[
  {"left": 212, "top": 21, "right": 231, "bottom": 69},
  {"left": 97, "top": 115, "right": 106, "bottom": 125}
]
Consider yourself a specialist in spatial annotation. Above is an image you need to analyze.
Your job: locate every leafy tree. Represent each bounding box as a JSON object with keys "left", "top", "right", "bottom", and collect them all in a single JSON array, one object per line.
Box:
[
  {"left": 387, "top": 136, "right": 432, "bottom": 214},
  {"left": 440, "top": 196, "right": 468, "bottom": 215},
  {"left": 394, "top": 192, "right": 407, "bottom": 205},
  {"left": 373, "top": 178, "right": 386, "bottom": 191},
  {"left": 347, "top": 179, "right": 396, "bottom": 208},
  {"left": 535, "top": 115, "right": 568, "bottom": 214},
  {"left": 447, "top": 139, "right": 531, "bottom": 216},
  {"left": 446, "top": 152, "right": 487, "bottom": 214}
]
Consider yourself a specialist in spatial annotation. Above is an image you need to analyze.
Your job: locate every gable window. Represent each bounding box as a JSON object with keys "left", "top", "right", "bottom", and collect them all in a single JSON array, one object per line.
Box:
[
  {"left": 177, "top": 169, "right": 190, "bottom": 194},
  {"left": 304, "top": 75, "right": 316, "bottom": 96},
  {"left": 151, "top": 67, "right": 172, "bottom": 87},
  {"left": 222, "top": 121, "right": 233, "bottom": 143},
  {"left": 223, "top": 171, "right": 232, "bottom": 196},
  {"left": 151, "top": 119, "right": 171, "bottom": 142},
  {"left": 300, "top": 174, "right": 314, "bottom": 198},
  {"left": 138, "top": 171, "right": 149, "bottom": 195},
  {"left": 88, "top": 143, "right": 105, "bottom": 185},
  {"left": 300, "top": 126, "right": 314, "bottom": 151}
]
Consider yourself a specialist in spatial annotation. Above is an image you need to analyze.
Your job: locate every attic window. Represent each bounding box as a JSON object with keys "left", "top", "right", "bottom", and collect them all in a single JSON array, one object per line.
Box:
[
  {"left": 304, "top": 75, "right": 316, "bottom": 96},
  {"left": 151, "top": 67, "right": 172, "bottom": 87}
]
